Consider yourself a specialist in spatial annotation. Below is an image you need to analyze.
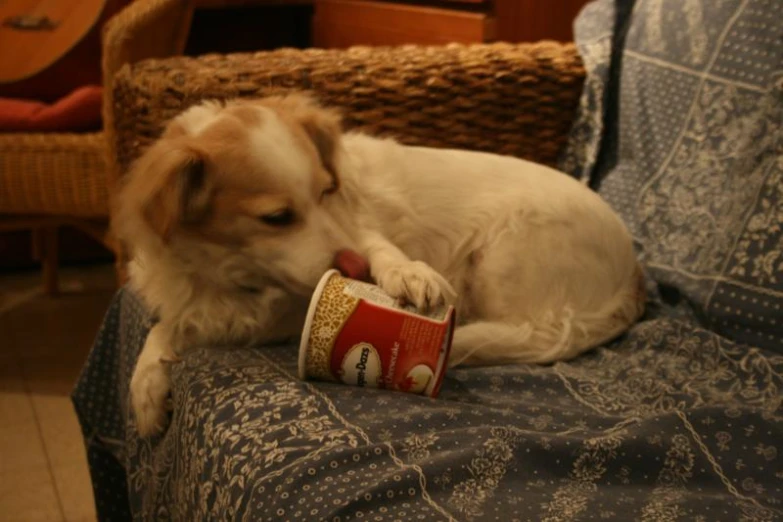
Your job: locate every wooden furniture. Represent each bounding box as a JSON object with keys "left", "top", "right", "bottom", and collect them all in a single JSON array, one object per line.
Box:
[
  {"left": 0, "top": 0, "right": 193, "bottom": 294},
  {"left": 313, "top": 0, "right": 591, "bottom": 48},
  {"left": 313, "top": 0, "right": 494, "bottom": 47},
  {"left": 110, "top": 42, "right": 584, "bottom": 185},
  {"left": 194, "top": 0, "right": 312, "bottom": 6},
  {"left": 495, "top": 0, "right": 592, "bottom": 43},
  {"left": 0, "top": 134, "right": 108, "bottom": 293}
]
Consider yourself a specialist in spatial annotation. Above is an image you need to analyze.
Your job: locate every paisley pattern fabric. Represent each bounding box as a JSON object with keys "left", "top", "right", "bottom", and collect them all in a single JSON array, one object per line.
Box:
[
  {"left": 74, "top": 289, "right": 782, "bottom": 521},
  {"left": 73, "top": 1, "right": 783, "bottom": 520},
  {"left": 560, "top": 0, "right": 783, "bottom": 352}
]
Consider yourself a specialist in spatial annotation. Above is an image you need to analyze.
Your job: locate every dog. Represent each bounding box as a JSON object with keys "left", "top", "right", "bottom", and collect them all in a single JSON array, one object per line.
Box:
[{"left": 114, "top": 93, "right": 645, "bottom": 436}]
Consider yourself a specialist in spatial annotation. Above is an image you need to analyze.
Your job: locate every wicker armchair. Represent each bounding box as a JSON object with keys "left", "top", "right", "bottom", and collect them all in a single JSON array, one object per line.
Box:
[
  {"left": 109, "top": 41, "right": 586, "bottom": 279},
  {"left": 0, "top": 0, "right": 192, "bottom": 294}
]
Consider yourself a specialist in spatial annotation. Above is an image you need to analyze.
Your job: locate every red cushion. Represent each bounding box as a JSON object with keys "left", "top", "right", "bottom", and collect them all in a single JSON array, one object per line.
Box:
[{"left": 0, "top": 85, "right": 103, "bottom": 132}]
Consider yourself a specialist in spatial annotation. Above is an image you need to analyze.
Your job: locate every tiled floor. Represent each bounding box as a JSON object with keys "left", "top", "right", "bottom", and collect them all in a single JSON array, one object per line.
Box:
[{"left": 0, "top": 264, "right": 117, "bottom": 522}]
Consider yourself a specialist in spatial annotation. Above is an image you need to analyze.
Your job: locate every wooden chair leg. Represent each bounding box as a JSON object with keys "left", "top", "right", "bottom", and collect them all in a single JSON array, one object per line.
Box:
[
  {"left": 31, "top": 228, "right": 43, "bottom": 261},
  {"left": 40, "top": 227, "right": 59, "bottom": 296}
]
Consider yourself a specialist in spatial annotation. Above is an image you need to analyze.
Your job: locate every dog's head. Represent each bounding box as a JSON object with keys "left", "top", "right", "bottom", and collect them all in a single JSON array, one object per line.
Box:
[{"left": 114, "top": 93, "right": 353, "bottom": 295}]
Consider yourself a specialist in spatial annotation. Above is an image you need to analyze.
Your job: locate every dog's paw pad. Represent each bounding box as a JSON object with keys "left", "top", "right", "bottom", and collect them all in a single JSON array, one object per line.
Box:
[
  {"left": 130, "top": 362, "right": 171, "bottom": 437},
  {"left": 377, "top": 261, "right": 454, "bottom": 310}
]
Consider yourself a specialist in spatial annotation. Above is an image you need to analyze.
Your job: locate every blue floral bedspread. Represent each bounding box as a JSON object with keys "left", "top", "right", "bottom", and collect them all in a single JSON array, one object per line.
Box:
[
  {"left": 74, "top": 288, "right": 782, "bottom": 521},
  {"left": 73, "top": 0, "right": 783, "bottom": 520}
]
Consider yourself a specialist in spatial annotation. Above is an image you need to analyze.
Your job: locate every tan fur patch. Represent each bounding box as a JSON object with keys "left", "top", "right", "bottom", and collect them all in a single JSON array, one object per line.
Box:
[
  {"left": 223, "top": 103, "right": 264, "bottom": 127},
  {"left": 116, "top": 96, "right": 335, "bottom": 249}
]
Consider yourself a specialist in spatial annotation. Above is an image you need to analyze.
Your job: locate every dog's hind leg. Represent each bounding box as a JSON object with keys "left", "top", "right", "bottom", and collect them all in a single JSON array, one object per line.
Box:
[
  {"left": 448, "top": 319, "right": 574, "bottom": 367},
  {"left": 450, "top": 260, "right": 646, "bottom": 367},
  {"left": 449, "top": 283, "right": 644, "bottom": 367}
]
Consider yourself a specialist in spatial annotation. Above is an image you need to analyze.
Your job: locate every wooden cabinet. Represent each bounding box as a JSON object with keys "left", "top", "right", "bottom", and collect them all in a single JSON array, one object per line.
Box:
[
  {"left": 495, "top": 0, "right": 590, "bottom": 43},
  {"left": 313, "top": 0, "right": 494, "bottom": 47},
  {"left": 186, "top": 0, "right": 591, "bottom": 52},
  {"left": 313, "top": 0, "right": 591, "bottom": 48}
]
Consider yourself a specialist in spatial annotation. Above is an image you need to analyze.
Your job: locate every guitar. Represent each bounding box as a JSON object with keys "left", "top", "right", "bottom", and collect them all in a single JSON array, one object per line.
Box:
[{"left": 0, "top": 0, "right": 127, "bottom": 102}]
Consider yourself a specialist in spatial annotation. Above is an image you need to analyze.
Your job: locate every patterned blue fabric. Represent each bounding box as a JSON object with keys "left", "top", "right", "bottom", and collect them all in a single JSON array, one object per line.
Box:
[
  {"left": 561, "top": 0, "right": 783, "bottom": 352},
  {"left": 73, "top": 1, "right": 783, "bottom": 520},
  {"left": 74, "top": 289, "right": 783, "bottom": 521}
]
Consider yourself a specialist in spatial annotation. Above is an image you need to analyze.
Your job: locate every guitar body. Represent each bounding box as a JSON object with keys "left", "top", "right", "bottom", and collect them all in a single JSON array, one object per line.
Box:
[{"left": 0, "top": 0, "right": 127, "bottom": 102}]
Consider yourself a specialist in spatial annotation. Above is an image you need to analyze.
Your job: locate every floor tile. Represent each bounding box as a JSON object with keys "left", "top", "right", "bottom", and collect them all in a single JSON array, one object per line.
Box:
[
  {"left": 31, "top": 394, "right": 87, "bottom": 468},
  {"left": 0, "top": 263, "right": 114, "bottom": 521},
  {"left": 51, "top": 462, "right": 97, "bottom": 522},
  {"left": 0, "top": 357, "right": 35, "bottom": 427},
  {"left": 0, "top": 421, "right": 48, "bottom": 475},
  {"left": 0, "top": 467, "right": 64, "bottom": 522}
]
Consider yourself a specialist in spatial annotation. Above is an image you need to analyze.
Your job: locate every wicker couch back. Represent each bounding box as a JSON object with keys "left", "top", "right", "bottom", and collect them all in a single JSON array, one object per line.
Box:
[{"left": 110, "top": 42, "right": 585, "bottom": 179}]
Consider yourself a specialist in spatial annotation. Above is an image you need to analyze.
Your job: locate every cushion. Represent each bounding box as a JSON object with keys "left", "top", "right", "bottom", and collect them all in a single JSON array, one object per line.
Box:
[
  {"left": 0, "top": 85, "right": 103, "bottom": 132},
  {"left": 561, "top": 0, "right": 783, "bottom": 352}
]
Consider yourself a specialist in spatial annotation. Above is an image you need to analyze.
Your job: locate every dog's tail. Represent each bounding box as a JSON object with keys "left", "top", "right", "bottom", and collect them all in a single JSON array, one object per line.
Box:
[{"left": 448, "top": 264, "right": 646, "bottom": 367}]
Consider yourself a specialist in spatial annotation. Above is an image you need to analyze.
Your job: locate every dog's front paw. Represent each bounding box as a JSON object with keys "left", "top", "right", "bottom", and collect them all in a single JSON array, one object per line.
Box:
[
  {"left": 376, "top": 261, "right": 455, "bottom": 310},
  {"left": 130, "top": 360, "right": 171, "bottom": 437}
]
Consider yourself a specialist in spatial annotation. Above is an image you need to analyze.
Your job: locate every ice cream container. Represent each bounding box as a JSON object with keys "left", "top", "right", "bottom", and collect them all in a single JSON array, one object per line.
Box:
[{"left": 298, "top": 269, "right": 455, "bottom": 397}]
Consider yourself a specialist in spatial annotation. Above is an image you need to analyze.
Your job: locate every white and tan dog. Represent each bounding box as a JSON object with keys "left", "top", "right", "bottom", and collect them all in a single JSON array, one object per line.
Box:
[{"left": 115, "top": 94, "right": 645, "bottom": 436}]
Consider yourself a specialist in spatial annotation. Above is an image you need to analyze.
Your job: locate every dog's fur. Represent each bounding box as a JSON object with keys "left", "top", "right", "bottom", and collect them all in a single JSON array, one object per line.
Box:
[{"left": 115, "top": 94, "right": 645, "bottom": 436}]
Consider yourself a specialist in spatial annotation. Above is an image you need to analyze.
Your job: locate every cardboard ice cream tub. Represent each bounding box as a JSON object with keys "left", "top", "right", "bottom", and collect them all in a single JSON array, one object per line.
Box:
[{"left": 299, "top": 269, "right": 455, "bottom": 397}]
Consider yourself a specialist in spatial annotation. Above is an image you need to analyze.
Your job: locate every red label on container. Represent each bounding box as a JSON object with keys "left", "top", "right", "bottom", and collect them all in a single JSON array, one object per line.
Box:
[{"left": 329, "top": 300, "right": 451, "bottom": 394}]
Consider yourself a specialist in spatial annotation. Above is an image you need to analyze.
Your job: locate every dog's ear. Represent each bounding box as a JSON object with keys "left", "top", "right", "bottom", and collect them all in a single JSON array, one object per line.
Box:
[
  {"left": 150, "top": 147, "right": 213, "bottom": 240},
  {"left": 122, "top": 142, "right": 214, "bottom": 241}
]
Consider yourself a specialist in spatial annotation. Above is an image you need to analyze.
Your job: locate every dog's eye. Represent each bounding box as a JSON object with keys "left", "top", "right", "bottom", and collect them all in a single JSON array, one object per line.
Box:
[{"left": 260, "top": 208, "right": 295, "bottom": 227}]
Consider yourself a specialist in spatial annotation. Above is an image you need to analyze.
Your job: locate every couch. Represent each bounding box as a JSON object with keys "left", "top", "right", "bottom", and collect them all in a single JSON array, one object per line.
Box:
[{"left": 74, "top": 0, "right": 782, "bottom": 520}]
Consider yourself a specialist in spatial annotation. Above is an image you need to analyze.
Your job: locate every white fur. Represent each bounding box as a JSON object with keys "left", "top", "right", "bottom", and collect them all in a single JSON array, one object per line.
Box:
[
  {"left": 249, "top": 108, "right": 312, "bottom": 187},
  {"left": 177, "top": 101, "right": 222, "bottom": 135},
  {"left": 118, "top": 98, "right": 644, "bottom": 436}
]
